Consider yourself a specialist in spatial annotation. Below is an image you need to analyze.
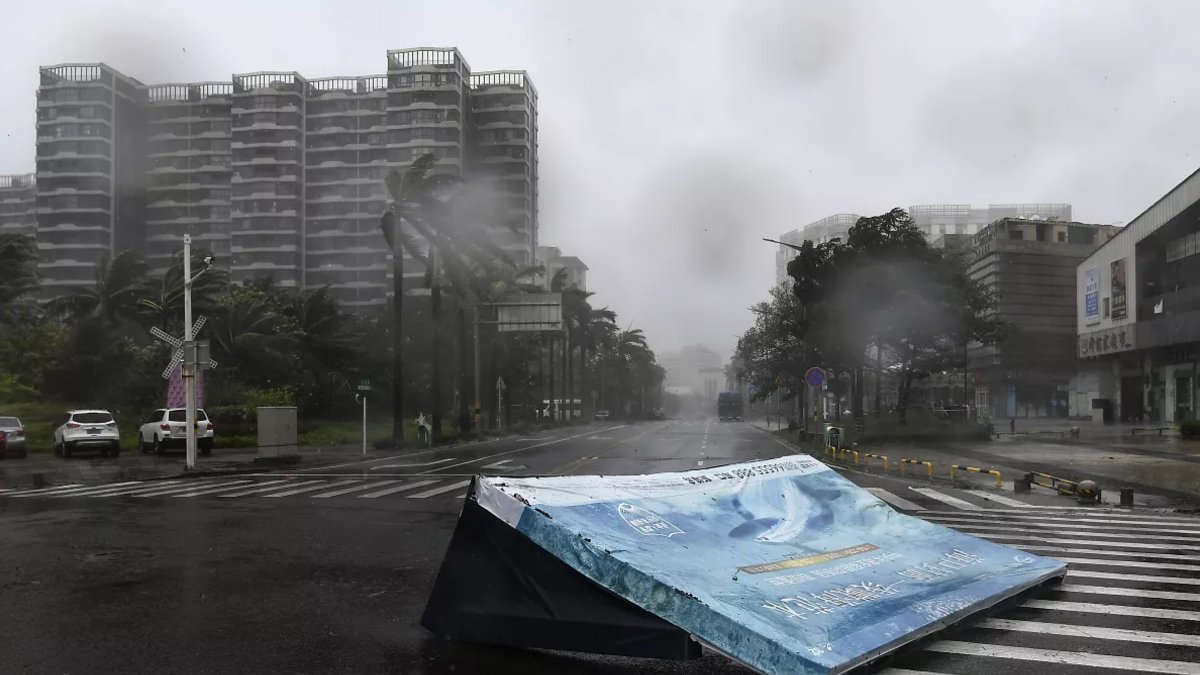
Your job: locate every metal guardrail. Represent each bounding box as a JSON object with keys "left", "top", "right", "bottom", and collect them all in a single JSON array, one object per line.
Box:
[
  {"left": 899, "top": 458, "right": 934, "bottom": 480},
  {"left": 854, "top": 452, "right": 889, "bottom": 471},
  {"left": 1028, "top": 471, "right": 1079, "bottom": 496},
  {"left": 950, "top": 464, "right": 1002, "bottom": 489},
  {"left": 1131, "top": 427, "right": 1174, "bottom": 436}
]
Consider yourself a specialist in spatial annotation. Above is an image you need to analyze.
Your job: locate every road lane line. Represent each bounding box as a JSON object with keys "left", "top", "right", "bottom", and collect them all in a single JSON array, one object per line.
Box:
[
  {"left": 358, "top": 480, "right": 439, "bottom": 499},
  {"left": 408, "top": 480, "right": 472, "bottom": 499},
  {"left": 979, "top": 618, "right": 1200, "bottom": 647},
  {"left": 1068, "top": 569, "right": 1200, "bottom": 586},
  {"left": 910, "top": 488, "right": 984, "bottom": 511},
  {"left": 1022, "top": 600, "right": 1200, "bottom": 622},
  {"left": 86, "top": 482, "right": 190, "bottom": 497},
  {"left": 930, "top": 522, "right": 1200, "bottom": 545},
  {"left": 926, "top": 640, "right": 1199, "bottom": 673},
  {"left": 422, "top": 426, "right": 629, "bottom": 474},
  {"left": 173, "top": 480, "right": 292, "bottom": 498},
  {"left": 548, "top": 455, "right": 597, "bottom": 476},
  {"left": 310, "top": 480, "right": 404, "bottom": 498},
  {"left": 219, "top": 480, "right": 327, "bottom": 498},
  {"left": 133, "top": 480, "right": 253, "bottom": 498},
  {"left": 264, "top": 479, "right": 362, "bottom": 498},
  {"left": 371, "top": 458, "right": 457, "bottom": 470},
  {"left": 1014, "top": 544, "right": 1200, "bottom": 563},
  {"left": 480, "top": 459, "right": 511, "bottom": 469},
  {"left": 878, "top": 669, "right": 953, "bottom": 675},
  {"left": 1058, "top": 584, "right": 1200, "bottom": 603},
  {"left": 962, "top": 490, "right": 1034, "bottom": 508},
  {"left": 866, "top": 488, "right": 925, "bottom": 511}
]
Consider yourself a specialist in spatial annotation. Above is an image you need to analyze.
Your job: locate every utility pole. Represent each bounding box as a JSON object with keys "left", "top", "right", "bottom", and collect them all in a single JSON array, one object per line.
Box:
[
  {"left": 182, "top": 235, "right": 197, "bottom": 471},
  {"left": 472, "top": 304, "right": 481, "bottom": 431}
]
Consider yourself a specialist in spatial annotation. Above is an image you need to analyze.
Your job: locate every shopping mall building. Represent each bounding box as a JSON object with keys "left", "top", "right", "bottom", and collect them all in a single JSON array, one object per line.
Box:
[{"left": 1073, "top": 167, "right": 1200, "bottom": 423}]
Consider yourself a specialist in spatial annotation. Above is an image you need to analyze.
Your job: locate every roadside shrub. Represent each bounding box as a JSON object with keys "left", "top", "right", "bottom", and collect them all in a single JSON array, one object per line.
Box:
[{"left": 1181, "top": 420, "right": 1200, "bottom": 439}]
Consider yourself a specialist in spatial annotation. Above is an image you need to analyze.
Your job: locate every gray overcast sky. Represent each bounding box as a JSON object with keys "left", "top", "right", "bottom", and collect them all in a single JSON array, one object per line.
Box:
[{"left": 3, "top": 0, "right": 1199, "bottom": 361}]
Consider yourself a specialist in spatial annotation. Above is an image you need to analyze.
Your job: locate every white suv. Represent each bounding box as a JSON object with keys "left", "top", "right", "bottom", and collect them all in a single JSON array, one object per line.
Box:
[
  {"left": 138, "top": 408, "right": 214, "bottom": 455},
  {"left": 55, "top": 410, "right": 121, "bottom": 458}
]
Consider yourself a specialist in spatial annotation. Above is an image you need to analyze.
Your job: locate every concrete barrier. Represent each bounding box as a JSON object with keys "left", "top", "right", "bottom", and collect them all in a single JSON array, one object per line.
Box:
[
  {"left": 423, "top": 455, "right": 1066, "bottom": 673},
  {"left": 856, "top": 452, "right": 889, "bottom": 472},
  {"left": 950, "top": 464, "right": 1002, "bottom": 489}
]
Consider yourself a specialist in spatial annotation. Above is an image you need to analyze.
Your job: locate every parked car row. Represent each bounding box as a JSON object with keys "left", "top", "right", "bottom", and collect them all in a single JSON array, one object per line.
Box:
[{"left": 0, "top": 408, "right": 215, "bottom": 460}]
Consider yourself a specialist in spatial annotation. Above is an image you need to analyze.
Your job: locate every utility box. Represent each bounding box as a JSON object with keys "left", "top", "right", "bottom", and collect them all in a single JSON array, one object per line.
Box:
[
  {"left": 823, "top": 424, "right": 844, "bottom": 450},
  {"left": 256, "top": 406, "right": 298, "bottom": 459}
]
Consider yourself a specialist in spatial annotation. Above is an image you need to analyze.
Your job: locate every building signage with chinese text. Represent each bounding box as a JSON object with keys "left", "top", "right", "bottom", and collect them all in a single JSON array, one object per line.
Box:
[
  {"left": 1084, "top": 267, "right": 1100, "bottom": 324},
  {"left": 1111, "top": 258, "right": 1128, "bottom": 320},
  {"left": 1078, "top": 325, "right": 1135, "bottom": 358}
]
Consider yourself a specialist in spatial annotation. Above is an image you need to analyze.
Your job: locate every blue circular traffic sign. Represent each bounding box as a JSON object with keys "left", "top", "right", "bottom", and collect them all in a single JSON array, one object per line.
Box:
[{"left": 804, "top": 367, "right": 826, "bottom": 388}]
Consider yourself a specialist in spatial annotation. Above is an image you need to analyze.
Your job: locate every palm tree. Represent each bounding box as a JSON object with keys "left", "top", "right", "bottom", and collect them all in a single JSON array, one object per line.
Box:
[
  {"left": 47, "top": 249, "right": 151, "bottom": 335},
  {"left": 138, "top": 249, "right": 230, "bottom": 332},
  {"left": 0, "top": 233, "right": 38, "bottom": 329}
]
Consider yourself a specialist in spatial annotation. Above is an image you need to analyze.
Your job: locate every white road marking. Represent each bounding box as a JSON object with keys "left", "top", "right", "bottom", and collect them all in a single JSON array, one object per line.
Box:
[
  {"left": 1059, "top": 583, "right": 1200, "bottom": 603},
  {"left": 1014, "top": 544, "right": 1200, "bottom": 563},
  {"left": 371, "top": 457, "right": 457, "bottom": 470},
  {"left": 357, "top": 480, "right": 439, "bottom": 499},
  {"left": 92, "top": 482, "right": 191, "bottom": 497},
  {"left": 979, "top": 618, "right": 1200, "bottom": 647},
  {"left": 926, "top": 640, "right": 1200, "bottom": 673},
  {"left": 263, "top": 479, "right": 362, "bottom": 498},
  {"left": 1022, "top": 599, "right": 1200, "bottom": 623},
  {"left": 934, "top": 522, "right": 1200, "bottom": 545},
  {"left": 866, "top": 488, "right": 926, "bottom": 511},
  {"left": 133, "top": 480, "right": 252, "bottom": 498},
  {"left": 877, "top": 669, "right": 953, "bottom": 675},
  {"left": 480, "top": 459, "right": 512, "bottom": 469},
  {"left": 422, "top": 426, "right": 629, "bottom": 474},
  {"left": 1053, "top": 557, "right": 1200, "bottom": 573},
  {"left": 310, "top": 480, "right": 404, "bottom": 498},
  {"left": 924, "top": 513, "right": 1200, "bottom": 536},
  {"left": 961, "top": 532, "right": 1200, "bottom": 553},
  {"left": 173, "top": 480, "right": 292, "bottom": 498},
  {"left": 407, "top": 480, "right": 472, "bottom": 499},
  {"left": 962, "top": 490, "right": 1034, "bottom": 508},
  {"left": 9, "top": 482, "right": 120, "bottom": 497},
  {"left": 910, "top": 488, "right": 984, "bottom": 511},
  {"left": 219, "top": 480, "right": 327, "bottom": 498},
  {"left": 1068, "top": 569, "right": 1200, "bottom": 586}
]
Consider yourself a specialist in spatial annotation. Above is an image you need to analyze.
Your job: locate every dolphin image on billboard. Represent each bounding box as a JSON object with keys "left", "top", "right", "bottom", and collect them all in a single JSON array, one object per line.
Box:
[{"left": 471, "top": 454, "right": 1066, "bottom": 674}]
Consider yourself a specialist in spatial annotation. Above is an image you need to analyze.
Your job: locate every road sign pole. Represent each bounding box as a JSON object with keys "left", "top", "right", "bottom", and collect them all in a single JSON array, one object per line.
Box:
[
  {"left": 183, "top": 234, "right": 197, "bottom": 472},
  {"left": 473, "top": 305, "right": 481, "bottom": 432},
  {"left": 362, "top": 394, "right": 367, "bottom": 457}
]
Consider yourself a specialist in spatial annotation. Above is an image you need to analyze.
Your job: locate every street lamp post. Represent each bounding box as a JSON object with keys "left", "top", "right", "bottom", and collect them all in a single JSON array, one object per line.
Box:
[{"left": 181, "top": 234, "right": 215, "bottom": 472}]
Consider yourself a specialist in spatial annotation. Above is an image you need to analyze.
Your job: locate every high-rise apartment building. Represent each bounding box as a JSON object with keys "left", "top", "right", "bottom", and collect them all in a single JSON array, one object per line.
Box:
[
  {"left": 26, "top": 48, "right": 539, "bottom": 309},
  {"left": 35, "top": 64, "right": 146, "bottom": 297},
  {"left": 144, "top": 82, "right": 233, "bottom": 275},
  {"left": 0, "top": 174, "right": 36, "bottom": 237}
]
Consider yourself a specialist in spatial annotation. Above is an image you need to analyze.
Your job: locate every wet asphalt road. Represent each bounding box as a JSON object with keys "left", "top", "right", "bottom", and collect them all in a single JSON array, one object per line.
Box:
[{"left": 3, "top": 420, "right": 1196, "bottom": 674}]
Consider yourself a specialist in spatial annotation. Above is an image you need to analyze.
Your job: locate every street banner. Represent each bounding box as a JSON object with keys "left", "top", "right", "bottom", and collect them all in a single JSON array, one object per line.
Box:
[
  {"left": 1084, "top": 267, "right": 1100, "bottom": 324},
  {"left": 467, "top": 455, "right": 1066, "bottom": 674},
  {"left": 1111, "top": 258, "right": 1128, "bottom": 320}
]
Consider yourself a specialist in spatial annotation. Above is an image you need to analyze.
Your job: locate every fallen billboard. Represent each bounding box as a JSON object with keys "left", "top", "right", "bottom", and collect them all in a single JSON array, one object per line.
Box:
[{"left": 423, "top": 455, "right": 1066, "bottom": 674}]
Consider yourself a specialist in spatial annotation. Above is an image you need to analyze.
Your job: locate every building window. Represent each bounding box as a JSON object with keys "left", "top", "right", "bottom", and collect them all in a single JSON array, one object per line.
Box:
[
  {"left": 1103, "top": 297, "right": 1110, "bottom": 318},
  {"left": 1057, "top": 231, "right": 1067, "bottom": 243}
]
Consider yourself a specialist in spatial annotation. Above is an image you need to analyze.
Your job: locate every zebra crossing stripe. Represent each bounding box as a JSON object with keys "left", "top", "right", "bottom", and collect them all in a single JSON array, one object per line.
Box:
[
  {"left": 931, "top": 521, "right": 1200, "bottom": 545},
  {"left": 1021, "top": 600, "right": 1200, "bottom": 623},
  {"left": 11, "top": 482, "right": 127, "bottom": 497},
  {"left": 877, "top": 669, "right": 952, "bottom": 675},
  {"left": 1067, "top": 569, "right": 1200, "bottom": 586},
  {"left": 407, "top": 480, "right": 471, "bottom": 499},
  {"left": 310, "top": 480, "right": 403, "bottom": 499},
  {"left": 93, "top": 482, "right": 191, "bottom": 497},
  {"left": 173, "top": 480, "right": 291, "bottom": 498},
  {"left": 961, "top": 490, "right": 1034, "bottom": 508},
  {"left": 1016, "top": 544, "right": 1200, "bottom": 563},
  {"left": 1058, "top": 583, "right": 1200, "bottom": 603},
  {"left": 865, "top": 488, "right": 925, "bottom": 511},
  {"left": 978, "top": 618, "right": 1200, "bottom": 647},
  {"left": 357, "top": 480, "right": 438, "bottom": 499},
  {"left": 263, "top": 479, "right": 363, "bottom": 498},
  {"left": 925, "top": 640, "right": 1200, "bottom": 673},
  {"left": 968, "top": 532, "right": 1200, "bottom": 554},
  {"left": 910, "top": 488, "right": 984, "bottom": 511},
  {"left": 218, "top": 480, "right": 327, "bottom": 498},
  {"left": 132, "top": 480, "right": 252, "bottom": 498},
  {"left": 924, "top": 514, "right": 1200, "bottom": 537},
  {"left": 1054, "top": 557, "right": 1200, "bottom": 573}
]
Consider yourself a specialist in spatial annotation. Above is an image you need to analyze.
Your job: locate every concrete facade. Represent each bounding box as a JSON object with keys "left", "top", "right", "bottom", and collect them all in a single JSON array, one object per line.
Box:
[
  {"left": 0, "top": 174, "right": 37, "bottom": 238},
  {"left": 1073, "top": 166, "right": 1200, "bottom": 424}
]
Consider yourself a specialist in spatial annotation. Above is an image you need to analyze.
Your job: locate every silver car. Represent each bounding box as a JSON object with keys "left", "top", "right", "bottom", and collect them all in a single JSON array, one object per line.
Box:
[
  {"left": 0, "top": 416, "right": 26, "bottom": 458},
  {"left": 54, "top": 410, "right": 121, "bottom": 458}
]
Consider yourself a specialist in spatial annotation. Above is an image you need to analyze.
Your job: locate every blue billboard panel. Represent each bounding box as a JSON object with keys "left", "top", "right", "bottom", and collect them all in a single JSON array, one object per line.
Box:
[{"left": 475, "top": 455, "right": 1065, "bottom": 674}]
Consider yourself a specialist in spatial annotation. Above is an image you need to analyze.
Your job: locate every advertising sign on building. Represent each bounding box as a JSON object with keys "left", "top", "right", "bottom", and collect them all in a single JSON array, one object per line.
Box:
[
  {"left": 1079, "top": 325, "right": 1135, "bottom": 358},
  {"left": 1084, "top": 267, "right": 1100, "bottom": 324},
  {"left": 1111, "top": 258, "right": 1128, "bottom": 320}
]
